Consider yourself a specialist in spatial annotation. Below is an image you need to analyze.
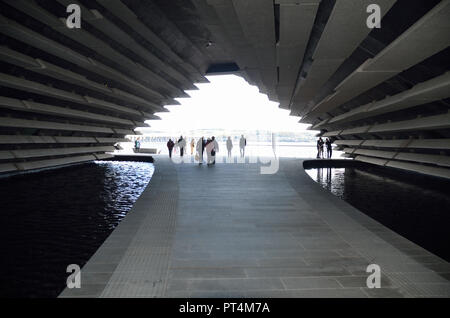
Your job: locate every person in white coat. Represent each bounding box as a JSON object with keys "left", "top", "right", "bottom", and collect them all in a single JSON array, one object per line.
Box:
[
  {"left": 239, "top": 135, "right": 246, "bottom": 157},
  {"left": 205, "top": 138, "right": 214, "bottom": 165},
  {"left": 196, "top": 137, "right": 205, "bottom": 164},
  {"left": 226, "top": 136, "right": 233, "bottom": 158},
  {"left": 211, "top": 136, "right": 219, "bottom": 164}
]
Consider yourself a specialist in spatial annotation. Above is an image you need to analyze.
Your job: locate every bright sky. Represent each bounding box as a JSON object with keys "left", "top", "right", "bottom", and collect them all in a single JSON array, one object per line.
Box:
[{"left": 138, "top": 74, "right": 311, "bottom": 134}]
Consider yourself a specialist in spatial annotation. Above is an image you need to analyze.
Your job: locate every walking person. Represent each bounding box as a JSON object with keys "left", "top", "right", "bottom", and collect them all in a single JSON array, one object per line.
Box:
[
  {"left": 239, "top": 135, "right": 246, "bottom": 158},
  {"left": 325, "top": 138, "right": 332, "bottom": 159},
  {"left": 205, "top": 138, "right": 214, "bottom": 165},
  {"left": 202, "top": 137, "right": 206, "bottom": 160},
  {"left": 226, "top": 136, "right": 233, "bottom": 158},
  {"left": 196, "top": 136, "right": 205, "bottom": 164},
  {"left": 316, "top": 137, "right": 324, "bottom": 159},
  {"left": 167, "top": 138, "right": 175, "bottom": 158},
  {"left": 316, "top": 138, "right": 320, "bottom": 158},
  {"left": 134, "top": 138, "right": 141, "bottom": 153},
  {"left": 211, "top": 136, "right": 219, "bottom": 164},
  {"left": 190, "top": 138, "right": 195, "bottom": 155},
  {"left": 178, "top": 136, "right": 186, "bottom": 157}
]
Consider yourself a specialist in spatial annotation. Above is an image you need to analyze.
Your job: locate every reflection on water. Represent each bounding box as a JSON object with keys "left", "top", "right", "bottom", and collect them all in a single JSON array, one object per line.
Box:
[
  {"left": 305, "top": 167, "right": 450, "bottom": 262},
  {"left": 306, "top": 167, "right": 346, "bottom": 199},
  {"left": 0, "top": 161, "right": 154, "bottom": 298}
]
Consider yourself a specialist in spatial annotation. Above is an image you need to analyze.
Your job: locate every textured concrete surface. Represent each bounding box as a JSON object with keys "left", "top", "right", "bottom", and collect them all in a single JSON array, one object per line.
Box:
[{"left": 60, "top": 155, "right": 450, "bottom": 298}]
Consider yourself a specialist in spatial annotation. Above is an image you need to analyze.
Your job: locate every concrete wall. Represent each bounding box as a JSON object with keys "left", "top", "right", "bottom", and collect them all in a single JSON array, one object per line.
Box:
[{"left": 0, "top": 0, "right": 207, "bottom": 174}]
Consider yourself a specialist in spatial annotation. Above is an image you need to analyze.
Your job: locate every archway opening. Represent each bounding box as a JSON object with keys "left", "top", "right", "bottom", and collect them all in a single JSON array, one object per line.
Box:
[{"left": 121, "top": 75, "right": 340, "bottom": 158}]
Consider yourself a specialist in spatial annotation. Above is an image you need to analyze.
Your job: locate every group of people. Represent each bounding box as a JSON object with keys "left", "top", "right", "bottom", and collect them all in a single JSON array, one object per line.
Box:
[
  {"left": 166, "top": 136, "right": 183, "bottom": 158},
  {"left": 166, "top": 135, "right": 247, "bottom": 165},
  {"left": 196, "top": 136, "right": 219, "bottom": 165},
  {"left": 225, "top": 135, "right": 247, "bottom": 158},
  {"left": 316, "top": 137, "right": 332, "bottom": 159}
]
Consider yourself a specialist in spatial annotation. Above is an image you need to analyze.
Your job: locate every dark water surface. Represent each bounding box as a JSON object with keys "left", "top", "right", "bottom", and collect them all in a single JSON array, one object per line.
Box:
[
  {"left": 0, "top": 161, "right": 154, "bottom": 298},
  {"left": 305, "top": 167, "right": 450, "bottom": 262}
]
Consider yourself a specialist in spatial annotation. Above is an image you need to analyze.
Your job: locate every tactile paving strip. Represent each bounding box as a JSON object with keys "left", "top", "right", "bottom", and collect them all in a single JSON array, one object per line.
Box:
[
  {"left": 59, "top": 157, "right": 179, "bottom": 298},
  {"left": 100, "top": 160, "right": 179, "bottom": 297}
]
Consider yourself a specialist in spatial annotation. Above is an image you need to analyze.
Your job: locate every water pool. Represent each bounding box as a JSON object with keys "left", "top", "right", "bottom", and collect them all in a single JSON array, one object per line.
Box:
[
  {"left": 0, "top": 161, "right": 154, "bottom": 298},
  {"left": 305, "top": 167, "right": 450, "bottom": 262}
]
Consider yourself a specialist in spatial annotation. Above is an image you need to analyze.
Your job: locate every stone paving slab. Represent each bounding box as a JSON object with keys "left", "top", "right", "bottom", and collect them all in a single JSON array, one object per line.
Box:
[{"left": 60, "top": 156, "right": 450, "bottom": 298}]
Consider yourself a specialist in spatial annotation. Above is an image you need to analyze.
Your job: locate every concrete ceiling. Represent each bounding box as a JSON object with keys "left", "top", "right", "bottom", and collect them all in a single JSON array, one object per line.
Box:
[{"left": 0, "top": 0, "right": 449, "bottom": 178}]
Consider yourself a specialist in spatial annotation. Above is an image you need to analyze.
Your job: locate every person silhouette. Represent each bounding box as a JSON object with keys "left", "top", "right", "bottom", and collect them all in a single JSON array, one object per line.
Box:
[
  {"left": 178, "top": 136, "right": 186, "bottom": 157},
  {"left": 190, "top": 138, "right": 195, "bottom": 155},
  {"left": 205, "top": 138, "right": 213, "bottom": 165},
  {"left": 239, "top": 135, "right": 246, "bottom": 157},
  {"left": 196, "top": 136, "right": 205, "bottom": 164},
  {"left": 316, "top": 137, "right": 324, "bottom": 159},
  {"left": 167, "top": 138, "right": 175, "bottom": 158},
  {"left": 325, "top": 138, "right": 332, "bottom": 158},
  {"left": 211, "top": 136, "right": 219, "bottom": 164},
  {"left": 226, "top": 136, "right": 233, "bottom": 158}
]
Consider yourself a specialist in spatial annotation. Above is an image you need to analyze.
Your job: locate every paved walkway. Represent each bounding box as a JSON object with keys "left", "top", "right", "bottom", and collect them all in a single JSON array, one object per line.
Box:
[{"left": 60, "top": 156, "right": 450, "bottom": 297}]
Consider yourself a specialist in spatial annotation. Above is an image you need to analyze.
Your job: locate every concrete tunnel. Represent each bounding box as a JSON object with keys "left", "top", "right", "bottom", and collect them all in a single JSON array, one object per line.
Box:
[{"left": 1, "top": 0, "right": 450, "bottom": 301}]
